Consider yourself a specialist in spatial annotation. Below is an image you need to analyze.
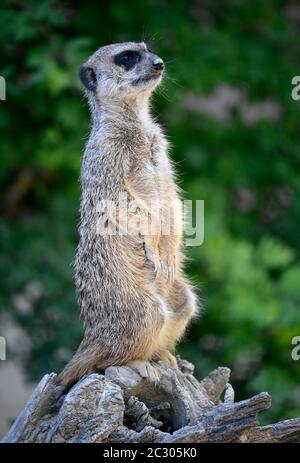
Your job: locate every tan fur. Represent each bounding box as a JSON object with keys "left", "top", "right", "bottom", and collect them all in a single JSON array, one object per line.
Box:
[{"left": 56, "top": 42, "right": 199, "bottom": 388}]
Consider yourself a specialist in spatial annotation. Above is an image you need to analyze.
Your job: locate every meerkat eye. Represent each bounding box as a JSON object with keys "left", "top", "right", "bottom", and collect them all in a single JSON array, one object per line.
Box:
[{"left": 114, "top": 50, "right": 141, "bottom": 70}]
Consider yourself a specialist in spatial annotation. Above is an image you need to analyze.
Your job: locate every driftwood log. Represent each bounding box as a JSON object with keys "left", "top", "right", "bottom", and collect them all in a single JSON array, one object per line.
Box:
[{"left": 2, "top": 357, "right": 300, "bottom": 443}]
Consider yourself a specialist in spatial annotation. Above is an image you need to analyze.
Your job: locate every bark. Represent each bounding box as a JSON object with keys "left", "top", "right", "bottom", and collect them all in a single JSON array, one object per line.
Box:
[{"left": 2, "top": 357, "right": 300, "bottom": 443}]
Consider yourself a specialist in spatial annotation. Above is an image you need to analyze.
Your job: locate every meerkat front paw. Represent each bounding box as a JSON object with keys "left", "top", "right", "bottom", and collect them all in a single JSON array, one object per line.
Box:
[
  {"left": 143, "top": 242, "right": 161, "bottom": 278},
  {"left": 127, "top": 360, "right": 161, "bottom": 385},
  {"left": 160, "top": 253, "right": 176, "bottom": 283}
]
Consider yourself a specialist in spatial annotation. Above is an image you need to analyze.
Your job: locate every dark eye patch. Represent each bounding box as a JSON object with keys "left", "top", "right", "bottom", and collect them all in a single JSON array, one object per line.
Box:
[{"left": 114, "top": 50, "right": 141, "bottom": 71}]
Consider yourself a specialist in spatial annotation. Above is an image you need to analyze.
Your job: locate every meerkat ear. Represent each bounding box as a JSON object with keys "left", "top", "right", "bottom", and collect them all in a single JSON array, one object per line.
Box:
[{"left": 79, "top": 65, "right": 97, "bottom": 92}]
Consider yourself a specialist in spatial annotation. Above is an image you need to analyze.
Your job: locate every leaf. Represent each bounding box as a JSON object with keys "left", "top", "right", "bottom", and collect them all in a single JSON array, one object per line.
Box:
[{"left": 257, "top": 236, "right": 295, "bottom": 270}]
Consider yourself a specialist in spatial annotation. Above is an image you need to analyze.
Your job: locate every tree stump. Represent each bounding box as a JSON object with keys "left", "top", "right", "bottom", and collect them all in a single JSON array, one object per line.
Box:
[{"left": 2, "top": 357, "right": 300, "bottom": 443}]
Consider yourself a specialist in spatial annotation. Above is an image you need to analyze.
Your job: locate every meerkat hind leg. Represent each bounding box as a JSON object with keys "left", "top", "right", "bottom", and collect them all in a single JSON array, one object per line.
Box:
[
  {"left": 127, "top": 359, "right": 161, "bottom": 384},
  {"left": 152, "top": 349, "right": 178, "bottom": 368},
  {"left": 154, "top": 280, "right": 198, "bottom": 356}
]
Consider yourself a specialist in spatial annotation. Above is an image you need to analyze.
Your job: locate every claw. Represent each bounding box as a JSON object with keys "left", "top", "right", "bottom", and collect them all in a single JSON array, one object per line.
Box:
[
  {"left": 161, "top": 258, "right": 176, "bottom": 283},
  {"left": 154, "top": 263, "right": 161, "bottom": 279},
  {"left": 169, "top": 265, "right": 175, "bottom": 283}
]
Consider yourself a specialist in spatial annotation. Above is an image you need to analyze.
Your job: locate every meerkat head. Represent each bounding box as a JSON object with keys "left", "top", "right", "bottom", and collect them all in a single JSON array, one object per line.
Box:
[{"left": 79, "top": 42, "right": 164, "bottom": 102}]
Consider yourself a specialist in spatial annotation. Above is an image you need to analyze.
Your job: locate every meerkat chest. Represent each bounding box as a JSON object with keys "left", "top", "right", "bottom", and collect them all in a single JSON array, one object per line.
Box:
[
  {"left": 143, "top": 125, "right": 169, "bottom": 171},
  {"left": 130, "top": 124, "right": 172, "bottom": 188},
  {"left": 148, "top": 133, "right": 164, "bottom": 166}
]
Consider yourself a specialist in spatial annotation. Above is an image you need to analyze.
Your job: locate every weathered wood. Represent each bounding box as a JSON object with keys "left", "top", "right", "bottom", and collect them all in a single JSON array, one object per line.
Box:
[{"left": 2, "top": 358, "right": 300, "bottom": 443}]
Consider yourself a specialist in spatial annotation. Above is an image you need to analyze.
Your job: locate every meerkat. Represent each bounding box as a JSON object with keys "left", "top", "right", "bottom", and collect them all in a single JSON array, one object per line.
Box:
[{"left": 56, "top": 42, "right": 199, "bottom": 388}]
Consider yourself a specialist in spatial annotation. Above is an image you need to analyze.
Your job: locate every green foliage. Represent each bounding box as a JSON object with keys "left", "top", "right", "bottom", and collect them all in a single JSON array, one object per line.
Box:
[{"left": 1, "top": 0, "right": 300, "bottom": 424}]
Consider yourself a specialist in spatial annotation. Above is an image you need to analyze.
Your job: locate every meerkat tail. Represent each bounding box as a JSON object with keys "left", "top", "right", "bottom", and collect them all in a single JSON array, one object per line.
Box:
[{"left": 55, "top": 347, "right": 111, "bottom": 389}]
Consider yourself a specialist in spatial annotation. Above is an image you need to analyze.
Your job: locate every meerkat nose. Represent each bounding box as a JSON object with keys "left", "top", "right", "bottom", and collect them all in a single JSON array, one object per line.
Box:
[{"left": 152, "top": 58, "right": 164, "bottom": 71}]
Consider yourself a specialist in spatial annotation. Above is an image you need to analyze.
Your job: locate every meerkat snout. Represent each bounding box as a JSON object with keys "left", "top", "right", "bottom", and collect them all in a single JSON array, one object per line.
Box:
[{"left": 152, "top": 57, "right": 164, "bottom": 71}]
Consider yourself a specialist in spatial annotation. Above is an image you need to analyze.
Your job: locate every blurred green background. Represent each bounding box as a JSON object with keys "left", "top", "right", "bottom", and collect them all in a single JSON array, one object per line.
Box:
[{"left": 1, "top": 0, "right": 300, "bottom": 428}]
